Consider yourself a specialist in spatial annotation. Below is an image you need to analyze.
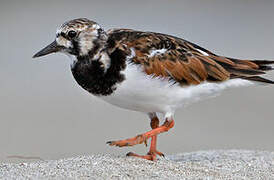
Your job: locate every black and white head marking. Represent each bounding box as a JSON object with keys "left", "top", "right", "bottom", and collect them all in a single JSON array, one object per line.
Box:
[{"left": 54, "top": 18, "right": 110, "bottom": 69}]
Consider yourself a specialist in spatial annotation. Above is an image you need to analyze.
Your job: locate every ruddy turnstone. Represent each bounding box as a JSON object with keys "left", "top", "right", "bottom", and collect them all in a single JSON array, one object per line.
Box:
[{"left": 33, "top": 18, "right": 274, "bottom": 161}]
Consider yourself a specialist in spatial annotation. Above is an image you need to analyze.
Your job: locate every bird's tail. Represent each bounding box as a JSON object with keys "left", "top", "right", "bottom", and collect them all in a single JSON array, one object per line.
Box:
[{"left": 226, "top": 58, "right": 274, "bottom": 84}]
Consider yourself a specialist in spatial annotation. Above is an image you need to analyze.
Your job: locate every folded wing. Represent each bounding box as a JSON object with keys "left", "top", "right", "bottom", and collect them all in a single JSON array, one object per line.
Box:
[{"left": 107, "top": 29, "right": 274, "bottom": 85}]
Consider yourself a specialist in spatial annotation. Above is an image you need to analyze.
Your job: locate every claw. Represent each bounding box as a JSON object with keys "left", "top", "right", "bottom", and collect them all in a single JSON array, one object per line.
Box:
[
  {"left": 106, "top": 141, "right": 112, "bottom": 144},
  {"left": 155, "top": 150, "right": 165, "bottom": 157},
  {"left": 106, "top": 141, "right": 116, "bottom": 146},
  {"left": 144, "top": 138, "right": 148, "bottom": 147},
  {"left": 127, "top": 151, "right": 157, "bottom": 161},
  {"left": 126, "top": 152, "right": 134, "bottom": 156},
  {"left": 106, "top": 134, "right": 148, "bottom": 147}
]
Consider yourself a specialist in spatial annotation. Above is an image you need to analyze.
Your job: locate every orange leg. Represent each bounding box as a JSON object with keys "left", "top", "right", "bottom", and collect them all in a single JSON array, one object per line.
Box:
[
  {"left": 126, "top": 115, "right": 164, "bottom": 161},
  {"left": 107, "top": 113, "right": 174, "bottom": 161}
]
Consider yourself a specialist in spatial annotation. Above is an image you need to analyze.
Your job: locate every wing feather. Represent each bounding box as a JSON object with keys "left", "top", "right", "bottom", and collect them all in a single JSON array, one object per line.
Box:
[{"left": 107, "top": 29, "right": 274, "bottom": 85}]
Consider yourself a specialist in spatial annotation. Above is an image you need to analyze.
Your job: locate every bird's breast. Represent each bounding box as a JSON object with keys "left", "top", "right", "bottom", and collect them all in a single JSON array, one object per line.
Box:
[{"left": 71, "top": 58, "right": 125, "bottom": 96}]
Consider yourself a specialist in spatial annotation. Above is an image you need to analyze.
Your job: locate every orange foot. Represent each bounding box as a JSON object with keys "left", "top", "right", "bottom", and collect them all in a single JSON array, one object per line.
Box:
[
  {"left": 127, "top": 134, "right": 165, "bottom": 161},
  {"left": 126, "top": 150, "right": 164, "bottom": 161},
  {"left": 107, "top": 119, "right": 174, "bottom": 147},
  {"left": 107, "top": 117, "right": 174, "bottom": 161},
  {"left": 106, "top": 134, "right": 148, "bottom": 147}
]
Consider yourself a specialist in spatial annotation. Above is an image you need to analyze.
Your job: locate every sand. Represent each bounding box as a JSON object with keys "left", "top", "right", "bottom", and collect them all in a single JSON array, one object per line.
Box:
[{"left": 0, "top": 150, "right": 273, "bottom": 179}]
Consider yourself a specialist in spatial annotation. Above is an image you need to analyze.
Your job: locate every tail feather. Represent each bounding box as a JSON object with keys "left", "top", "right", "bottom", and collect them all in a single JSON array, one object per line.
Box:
[
  {"left": 240, "top": 76, "right": 274, "bottom": 84},
  {"left": 251, "top": 60, "right": 274, "bottom": 65},
  {"left": 226, "top": 58, "right": 274, "bottom": 84},
  {"left": 251, "top": 60, "right": 274, "bottom": 71}
]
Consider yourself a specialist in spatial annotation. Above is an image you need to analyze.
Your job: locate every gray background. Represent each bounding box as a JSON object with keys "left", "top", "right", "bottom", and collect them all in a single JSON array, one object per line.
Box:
[{"left": 0, "top": 0, "right": 273, "bottom": 162}]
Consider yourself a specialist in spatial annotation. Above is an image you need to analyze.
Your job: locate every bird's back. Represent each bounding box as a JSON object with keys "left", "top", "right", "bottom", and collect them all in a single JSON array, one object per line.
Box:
[{"left": 107, "top": 29, "right": 274, "bottom": 86}]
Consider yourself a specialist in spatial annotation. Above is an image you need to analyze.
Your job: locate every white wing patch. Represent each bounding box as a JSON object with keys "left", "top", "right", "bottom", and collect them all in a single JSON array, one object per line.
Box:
[
  {"left": 196, "top": 49, "right": 209, "bottom": 56},
  {"left": 148, "top": 49, "right": 167, "bottom": 58}
]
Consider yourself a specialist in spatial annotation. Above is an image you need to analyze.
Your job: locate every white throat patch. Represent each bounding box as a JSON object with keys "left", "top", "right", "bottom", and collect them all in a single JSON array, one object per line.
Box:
[{"left": 63, "top": 53, "right": 78, "bottom": 68}]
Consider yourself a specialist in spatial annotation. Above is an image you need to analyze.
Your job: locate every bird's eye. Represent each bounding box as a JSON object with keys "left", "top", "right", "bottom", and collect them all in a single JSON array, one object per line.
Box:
[{"left": 68, "top": 30, "right": 77, "bottom": 38}]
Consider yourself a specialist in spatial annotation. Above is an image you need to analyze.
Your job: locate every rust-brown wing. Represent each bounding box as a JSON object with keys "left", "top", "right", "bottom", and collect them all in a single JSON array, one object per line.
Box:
[{"left": 107, "top": 29, "right": 274, "bottom": 85}]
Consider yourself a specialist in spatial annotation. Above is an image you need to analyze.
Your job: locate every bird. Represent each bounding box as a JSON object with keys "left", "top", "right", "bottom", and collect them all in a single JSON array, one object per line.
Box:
[{"left": 33, "top": 18, "right": 274, "bottom": 161}]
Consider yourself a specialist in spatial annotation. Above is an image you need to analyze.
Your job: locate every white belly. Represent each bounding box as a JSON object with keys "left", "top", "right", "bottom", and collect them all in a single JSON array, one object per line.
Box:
[{"left": 100, "top": 62, "right": 253, "bottom": 114}]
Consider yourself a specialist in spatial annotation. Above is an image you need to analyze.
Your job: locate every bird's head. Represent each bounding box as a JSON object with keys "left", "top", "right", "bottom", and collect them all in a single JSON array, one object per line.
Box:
[{"left": 33, "top": 18, "right": 107, "bottom": 59}]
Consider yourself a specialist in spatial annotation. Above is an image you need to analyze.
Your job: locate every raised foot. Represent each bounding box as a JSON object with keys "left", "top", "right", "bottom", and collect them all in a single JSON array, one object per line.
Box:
[
  {"left": 126, "top": 151, "right": 165, "bottom": 161},
  {"left": 106, "top": 134, "right": 148, "bottom": 147},
  {"left": 106, "top": 119, "right": 174, "bottom": 147}
]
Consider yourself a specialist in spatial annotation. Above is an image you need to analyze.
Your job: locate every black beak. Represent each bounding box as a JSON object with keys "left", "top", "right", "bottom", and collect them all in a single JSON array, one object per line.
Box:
[{"left": 33, "top": 40, "right": 63, "bottom": 58}]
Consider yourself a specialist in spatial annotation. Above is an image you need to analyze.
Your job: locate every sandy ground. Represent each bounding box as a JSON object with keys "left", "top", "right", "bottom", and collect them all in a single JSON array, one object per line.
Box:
[{"left": 0, "top": 150, "right": 273, "bottom": 179}]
